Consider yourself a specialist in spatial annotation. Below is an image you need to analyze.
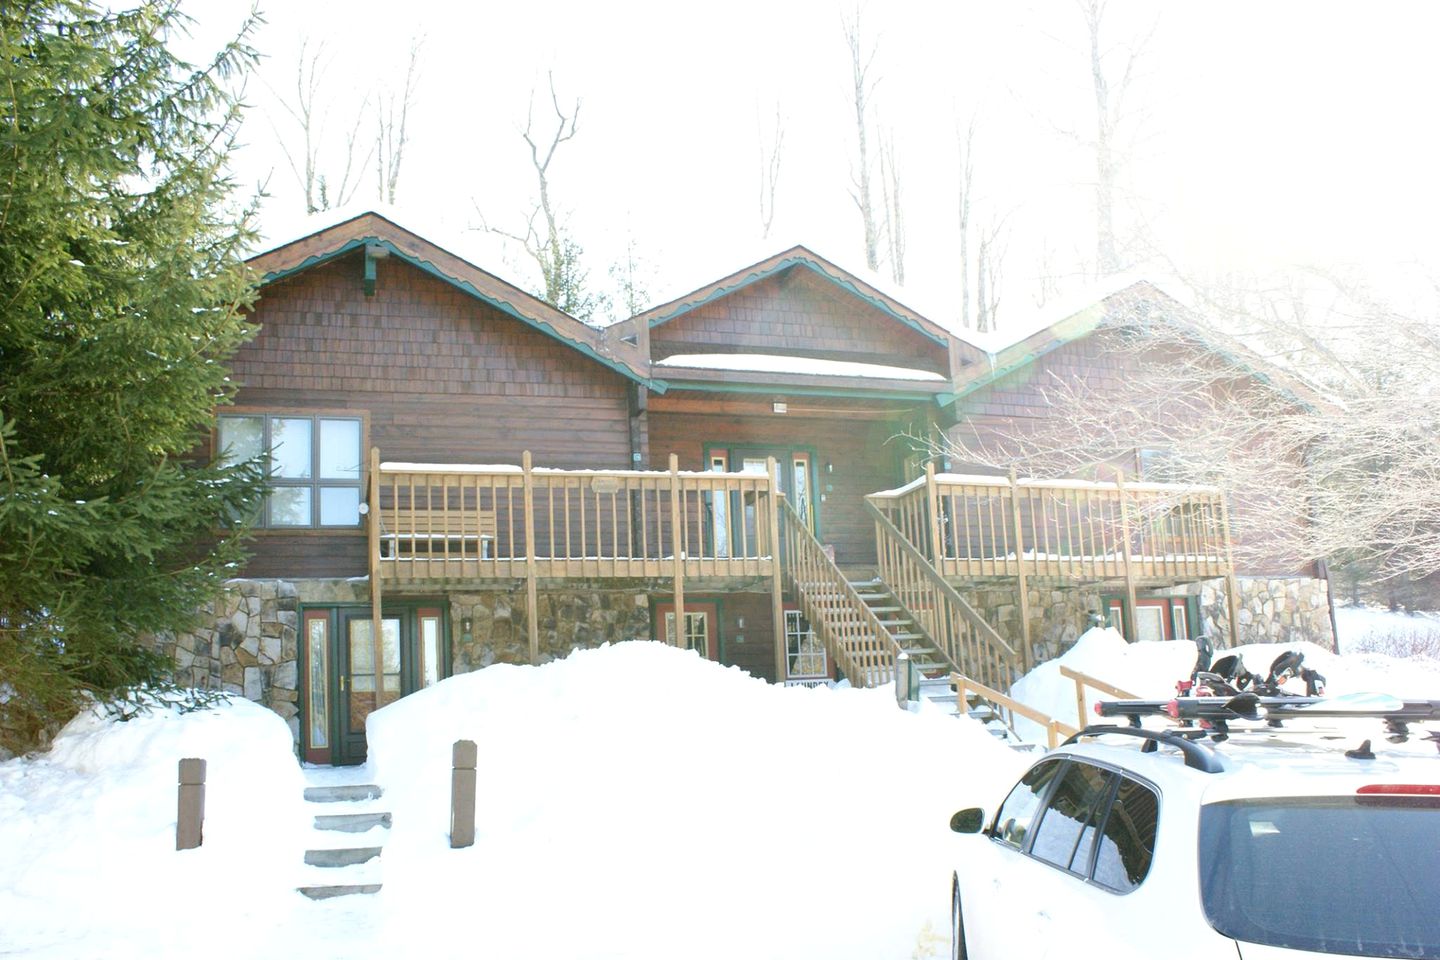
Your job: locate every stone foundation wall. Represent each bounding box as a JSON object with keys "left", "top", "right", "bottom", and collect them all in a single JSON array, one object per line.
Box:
[
  {"left": 1199, "top": 576, "right": 1335, "bottom": 650},
  {"left": 157, "top": 579, "right": 653, "bottom": 744},
  {"left": 150, "top": 579, "right": 307, "bottom": 741},
  {"left": 450, "top": 585, "right": 653, "bottom": 671},
  {"left": 961, "top": 584, "right": 1105, "bottom": 667}
]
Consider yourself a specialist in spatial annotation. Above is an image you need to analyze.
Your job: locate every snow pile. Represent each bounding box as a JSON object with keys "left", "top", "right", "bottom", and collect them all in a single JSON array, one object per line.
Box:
[
  {"left": 0, "top": 694, "right": 306, "bottom": 956},
  {"left": 1006, "top": 626, "right": 1440, "bottom": 742},
  {"left": 366, "top": 641, "right": 1027, "bottom": 960}
]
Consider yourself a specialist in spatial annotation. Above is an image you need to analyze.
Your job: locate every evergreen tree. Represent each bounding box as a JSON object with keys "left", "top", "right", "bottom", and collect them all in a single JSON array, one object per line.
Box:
[{"left": 0, "top": 1, "right": 266, "bottom": 753}]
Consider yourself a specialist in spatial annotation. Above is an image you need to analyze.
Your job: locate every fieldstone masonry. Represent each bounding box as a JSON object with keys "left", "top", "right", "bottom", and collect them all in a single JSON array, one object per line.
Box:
[
  {"left": 1199, "top": 576, "right": 1335, "bottom": 650},
  {"left": 451, "top": 585, "right": 653, "bottom": 671},
  {"left": 151, "top": 578, "right": 304, "bottom": 740},
  {"left": 159, "top": 574, "right": 1332, "bottom": 746}
]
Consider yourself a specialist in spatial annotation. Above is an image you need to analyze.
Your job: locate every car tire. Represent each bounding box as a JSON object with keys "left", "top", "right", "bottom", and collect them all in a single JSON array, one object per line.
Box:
[{"left": 951, "top": 874, "right": 968, "bottom": 960}]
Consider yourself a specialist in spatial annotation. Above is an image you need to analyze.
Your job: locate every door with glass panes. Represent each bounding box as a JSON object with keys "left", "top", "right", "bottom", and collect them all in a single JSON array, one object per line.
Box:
[
  {"left": 705, "top": 445, "right": 817, "bottom": 556},
  {"left": 655, "top": 601, "right": 719, "bottom": 661},
  {"left": 301, "top": 605, "right": 446, "bottom": 764}
]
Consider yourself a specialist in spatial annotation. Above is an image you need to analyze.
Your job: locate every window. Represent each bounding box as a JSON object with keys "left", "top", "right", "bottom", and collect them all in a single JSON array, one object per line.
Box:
[
  {"left": 993, "top": 758, "right": 1063, "bottom": 850},
  {"left": 1030, "top": 761, "right": 1118, "bottom": 874},
  {"left": 785, "top": 609, "right": 827, "bottom": 679},
  {"left": 218, "top": 414, "right": 363, "bottom": 528},
  {"left": 1092, "top": 776, "right": 1159, "bottom": 892}
]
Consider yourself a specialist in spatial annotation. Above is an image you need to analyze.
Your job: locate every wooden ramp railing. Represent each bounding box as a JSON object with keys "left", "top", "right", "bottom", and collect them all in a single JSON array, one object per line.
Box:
[
  {"left": 952, "top": 673, "right": 1080, "bottom": 749},
  {"left": 1058, "top": 665, "right": 1141, "bottom": 729},
  {"left": 779, "top": 497, "right": 902, "bottom": 689},
  {"left": 865, "top": 499, "right": 1020, "bottom": 692}
]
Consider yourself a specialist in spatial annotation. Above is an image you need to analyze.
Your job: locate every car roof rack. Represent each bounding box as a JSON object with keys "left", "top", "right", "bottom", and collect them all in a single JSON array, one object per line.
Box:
[
  {"left": 1095, "top": 694, "right": 1440, "bottom": 741},
  {"left": 1066, "top": 724, "right": 1227, "bottom": 774}
]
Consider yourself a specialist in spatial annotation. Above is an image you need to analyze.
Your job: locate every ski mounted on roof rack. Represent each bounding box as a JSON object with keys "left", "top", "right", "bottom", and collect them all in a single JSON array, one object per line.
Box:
[{"left": 1095, "top": 693, "right": 1440, "bottom": 744}]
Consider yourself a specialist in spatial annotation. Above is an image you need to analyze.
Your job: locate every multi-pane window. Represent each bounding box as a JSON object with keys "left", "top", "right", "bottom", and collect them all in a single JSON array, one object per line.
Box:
[
  {"left": 664, "top": 611, "right": 710, "bottom": 658},
  {"left": 217, "top": 414, "right": 363, "bottom": 527},
  {"left": 785, "top": 610, "right": 827, "bottom": 678}
]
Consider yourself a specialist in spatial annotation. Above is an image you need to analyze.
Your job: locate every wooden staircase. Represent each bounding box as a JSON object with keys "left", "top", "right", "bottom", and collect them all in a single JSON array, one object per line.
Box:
[{"left": 848, "top": 577, "right": 955, "bottom": 677}]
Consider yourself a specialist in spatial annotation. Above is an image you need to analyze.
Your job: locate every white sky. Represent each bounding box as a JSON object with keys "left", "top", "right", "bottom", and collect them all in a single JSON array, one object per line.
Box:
[{"left": 179, "top": 0, "right": 1440, "bottom": 327}]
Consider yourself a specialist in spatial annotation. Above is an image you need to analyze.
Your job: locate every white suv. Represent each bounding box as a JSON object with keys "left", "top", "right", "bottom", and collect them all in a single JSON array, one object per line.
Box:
[{"left": 948, "top": 724, "right": 1439, "bottom": 959}]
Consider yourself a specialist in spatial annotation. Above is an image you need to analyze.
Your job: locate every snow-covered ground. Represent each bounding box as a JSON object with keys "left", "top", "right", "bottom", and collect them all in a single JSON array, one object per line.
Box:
[
  {"left": 1334, "top": 603, "right": 1440, "bottom": 658},
  {"left": 1, "top": 634, "right": 1435, "bottom": 958}
]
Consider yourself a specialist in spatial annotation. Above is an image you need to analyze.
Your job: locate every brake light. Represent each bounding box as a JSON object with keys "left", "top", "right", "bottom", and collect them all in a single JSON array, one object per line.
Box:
[{"left": 1357, "top": 784, "right": 1440, "bottom": 796}]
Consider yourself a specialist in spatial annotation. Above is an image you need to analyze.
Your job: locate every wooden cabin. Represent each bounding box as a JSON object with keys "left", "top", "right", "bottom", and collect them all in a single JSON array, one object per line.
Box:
[{"left": 175, "top": 210, "right": 1335, "bottom": 762}]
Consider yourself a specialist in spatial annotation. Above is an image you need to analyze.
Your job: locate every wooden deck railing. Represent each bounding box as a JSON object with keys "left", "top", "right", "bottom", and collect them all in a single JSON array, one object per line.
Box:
[
  {"left": 373, "top": 452, "right": 778, "bottom": 582},
  {"left": 779, "top": 497, "right": 902, "bottom": 689},
  {"left": 866, "top": 500, "right": 1021, "bottom": 692},
  {"left": 867, "top": 467, "right": 1234, "bottom": 582}
]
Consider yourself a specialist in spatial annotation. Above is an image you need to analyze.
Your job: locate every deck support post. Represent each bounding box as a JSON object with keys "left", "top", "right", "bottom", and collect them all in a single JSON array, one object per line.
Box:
[
  {"left": 668, "top": 454, "right": 685, "bottom": 646},
  {"left": 369, "top": 447, "right": 384, "bottom": 707},
  {"left": 1219, "top": 493, "right": 1242, "bottom": 647},
  {"left": 1008, "top": 469, "right": 1033, "bottom": 673},
  {"left": 522, "top": 451, "right": 540, "bottom": 665},
  {"left": 925, "top": 462, "right": 945, "bottom": 568},
  {"left": 1116, "top": 471, "right": 1138, "bottom": 642},
  {"left": 768, "top": 457, "right": 786, "bottom": 683}
]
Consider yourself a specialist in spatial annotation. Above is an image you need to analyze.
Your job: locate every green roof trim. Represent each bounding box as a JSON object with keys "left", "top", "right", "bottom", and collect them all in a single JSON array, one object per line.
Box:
[
  {"left": 259, "top": 237, "right": 666, "bottom": 394},
  {"left": 950, "top": 302, "right": 1107, "bottom": 403},
  {"left": 646, "top": 256, "right": 948, "bottom": 347}
]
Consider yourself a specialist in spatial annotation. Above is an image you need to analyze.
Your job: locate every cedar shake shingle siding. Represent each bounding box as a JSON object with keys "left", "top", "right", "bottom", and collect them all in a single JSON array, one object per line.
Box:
[
  {"left": 231, "top": 251, "right": 635, "bottom": 579},
  {"left": 652, "top": 268, "right": 945, "bottom": 374}
]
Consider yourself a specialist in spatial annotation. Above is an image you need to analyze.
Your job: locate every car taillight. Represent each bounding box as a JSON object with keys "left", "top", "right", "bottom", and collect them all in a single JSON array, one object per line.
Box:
[{"left": 1357, "top": 784, "right": 1440, "bottom": 796}]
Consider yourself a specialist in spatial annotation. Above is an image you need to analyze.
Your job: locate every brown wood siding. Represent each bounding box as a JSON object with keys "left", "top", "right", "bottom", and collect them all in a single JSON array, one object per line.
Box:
[
  {"left": 717, "top": 592, "right": 777, "bottom": 681},
  {"left": 950, "top": 334, "right": 1314, "bottom": 577},
  {"left": 230, "top": 252, "right": 634, "bottom": 579},
  {"left": 653, "top": 268, "right": 946, "bottom": 373},
  {"left": 648, "top": 402, "right": 915, "bottom": 567}
]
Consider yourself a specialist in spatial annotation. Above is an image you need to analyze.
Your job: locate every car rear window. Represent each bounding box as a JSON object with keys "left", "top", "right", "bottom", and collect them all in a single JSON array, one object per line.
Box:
[{"left": 1199, "top": 797, "right": 1440, "bottom": 958}]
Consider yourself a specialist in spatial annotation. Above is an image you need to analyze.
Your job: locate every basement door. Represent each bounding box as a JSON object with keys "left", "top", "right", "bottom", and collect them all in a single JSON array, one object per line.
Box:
[{"left": 301, "top": 605, "right": 446, "bottom": 765}]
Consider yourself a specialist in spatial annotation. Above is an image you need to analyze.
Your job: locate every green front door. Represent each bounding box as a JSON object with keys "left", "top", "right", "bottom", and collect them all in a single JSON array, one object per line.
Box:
[{"left": 303, "top": 604, "right": 447, "bottom": 765}]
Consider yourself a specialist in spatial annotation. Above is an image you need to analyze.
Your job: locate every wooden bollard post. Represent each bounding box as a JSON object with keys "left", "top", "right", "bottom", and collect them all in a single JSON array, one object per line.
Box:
[
  {"left": 176, "top": 758, "right": 206, "bottom": 851},
  {"left": 450, "top": 739, "right": 477, "bottom": 849}
]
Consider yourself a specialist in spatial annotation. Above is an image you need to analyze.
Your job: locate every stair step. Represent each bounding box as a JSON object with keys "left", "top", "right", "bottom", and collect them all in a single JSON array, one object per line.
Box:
[
  {"left": 847, "top": 578, "right": 883, "bottom": 587},
  {"left": 304, "top": 846, "right": 383, "bottom": 868},
  {"left": 867, "top": 605, "right": 903, "bottom": 613},
  {"left": 314, "top": 811, "right": 392, "bottom": 833},
  {"left": 304, "top": 784, "right": 382, "bottom": 803},
  {"left": 297, "top": 883, "right": 383, "bottom": 900}
]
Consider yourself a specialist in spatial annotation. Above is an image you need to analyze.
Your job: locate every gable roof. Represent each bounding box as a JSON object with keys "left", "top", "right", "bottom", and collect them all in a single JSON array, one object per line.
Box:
[
  {"left": 950, "top": 279, "right": 1328, "bottom": 411},
  {"left": 247, "top": 210, "right": 663, "bottom": 391},
  {"left": 630, "top": 244, "right": 955, "bottom": 349}
]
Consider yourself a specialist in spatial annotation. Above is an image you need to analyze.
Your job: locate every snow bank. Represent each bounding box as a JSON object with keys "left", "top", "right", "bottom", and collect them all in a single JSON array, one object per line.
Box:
[
  {"left": 367, "top": 642, "right": 1027, "bottom": 960},
  {"left": 1005, "top": 626, "right": 1440, "bottom": 743},
  {"left": 1006, "top": 628, "right": 1198, "bottom": 740},
  {"left": 0, "top": 693, "right": 306, "bottom": 958}
]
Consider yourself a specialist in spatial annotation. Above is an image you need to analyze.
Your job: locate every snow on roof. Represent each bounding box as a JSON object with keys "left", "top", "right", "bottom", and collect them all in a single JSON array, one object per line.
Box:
[{"left": 654, "top": 352, "right": 946, "bottom": 382}]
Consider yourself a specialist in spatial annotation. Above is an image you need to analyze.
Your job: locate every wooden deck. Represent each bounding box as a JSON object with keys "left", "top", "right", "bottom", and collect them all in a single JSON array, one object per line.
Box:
[
  {"left": 866, "top": 467, "right": 1236, "bottom": 583},
  {"left": 370, "top": 453, "right": 779, "bottom": 585}
]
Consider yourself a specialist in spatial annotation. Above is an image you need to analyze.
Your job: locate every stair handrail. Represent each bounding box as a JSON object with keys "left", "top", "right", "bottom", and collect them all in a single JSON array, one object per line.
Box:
[
  {"left": 865, "top": 498, "right": 1020, "bottom": 691},
  {"left": 1057, "top": 665, "right": 1141, "bottom": 730},
  {"left": 952, "top": 672, "right": 1080, "bottom": 750},
  {"left": 779, "top": 497, "right": 904, "bottom": 689}
]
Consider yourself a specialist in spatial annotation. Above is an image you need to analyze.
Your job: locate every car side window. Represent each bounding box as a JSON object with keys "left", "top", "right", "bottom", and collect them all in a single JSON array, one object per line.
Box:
[
  {"left": 1091, "top": 775, "right": 1159, "bottom": 892},
  {"left": 1029, "top": 761, "right": 1118, "bottom": 874},
  {"left": 992, "top": 758, "right": 1063, "bottom": 849}
]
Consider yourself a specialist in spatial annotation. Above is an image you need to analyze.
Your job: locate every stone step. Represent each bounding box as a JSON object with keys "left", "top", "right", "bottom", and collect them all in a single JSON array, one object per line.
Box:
[
  {"left": 304, "top": 784, "right": 382, "bottom": 803},
  {"left": 297, "top": 883, "right": 383, "bottom": 900},
  {"left": 304, "top": 846, "right": 383, "bottom": 868},
  {"left": 314, "top": 811, "right": 393, "bottom": 833}
]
